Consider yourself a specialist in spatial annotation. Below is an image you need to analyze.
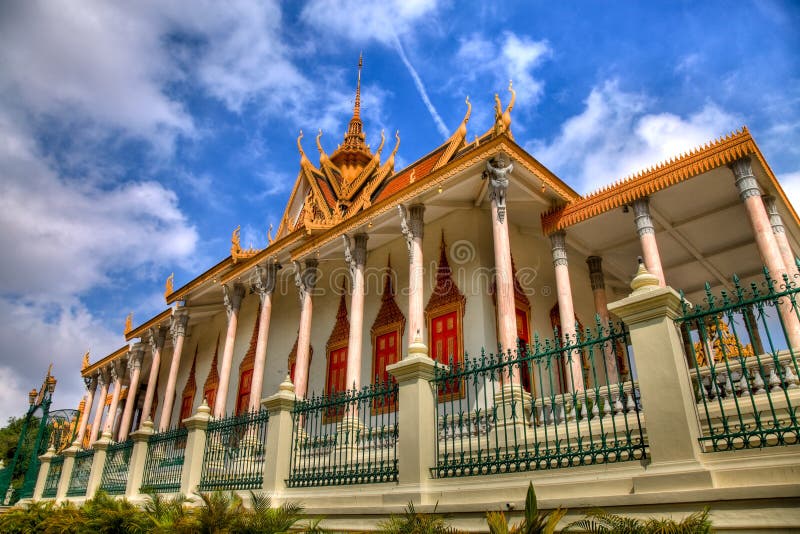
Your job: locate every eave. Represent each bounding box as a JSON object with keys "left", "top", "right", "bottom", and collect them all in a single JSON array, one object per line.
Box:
[
  {"left": 124, "top": 308, "right": 172, "bottom": 341},
  {"left": 82, "top": 345, "right": 129, "bottom": 377},
  {"left": 166, "top": 256, "right": 234, "bottom": 304},
  {"left": 540, "top": 127, "right": 799, "bottom": 235},
  {"left": 219, "top": 229, "right": 305, "bottom": 285}
]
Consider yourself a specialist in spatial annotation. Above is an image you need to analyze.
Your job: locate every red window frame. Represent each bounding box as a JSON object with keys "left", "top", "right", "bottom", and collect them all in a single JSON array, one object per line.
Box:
[
  {"left": 430, "top": 309, "right": 463, "bottom": 400},
  {"left": 235, "top": 368, "right": 253, "bottom": 415},
  {"left": 178, "top": 394, "right": 193, "bottom": 427},
  {"left": 372, "top": 329, "right": 400, "bottom": 413}
]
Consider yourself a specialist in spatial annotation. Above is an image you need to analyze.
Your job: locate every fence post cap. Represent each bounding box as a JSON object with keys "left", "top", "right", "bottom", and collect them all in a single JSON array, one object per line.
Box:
[
  {"left": 279, "top": 375, "right": 295, "bottom": 393},
  {"left": 630, "top": 262, "right": 660, "bottom": 295},
  {"left": 62, "top": 445, "right": 80, "bottom": 457},
  {"left": 93, "top": 433, "right": 113, "bottom": 450}
]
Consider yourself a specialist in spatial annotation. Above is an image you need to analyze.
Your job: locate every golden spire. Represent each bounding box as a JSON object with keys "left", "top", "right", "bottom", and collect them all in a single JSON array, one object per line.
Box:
[
  {"left": 124, "top": 312, "right": 133, "bottom": 334},
  {"left": 165, "top": 273, "right": 174, "bottom": 298},
  {"left": 340, "top": 54, "right": 368, "bottom": 153},
  {"left": 354, "top": 52, "right": 362, "bottom": 119},
  {"left": 81, "top": 351, "right": 90, "bottom": 370}
]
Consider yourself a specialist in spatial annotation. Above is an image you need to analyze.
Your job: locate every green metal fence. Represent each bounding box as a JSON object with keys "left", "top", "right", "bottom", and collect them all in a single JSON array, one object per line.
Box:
[
  {"left": 678, "top": 269, "right": 800, "bottom": 451},
  {"left": 99, "top": 440, "right": 133, "bottom": 495},
  {"left": 288, "top": 380, "right": 398, "bottom": 487},
  {"left": 41, "top": 455, "right": 63, "bottom": 498},
  {"left": 66, "top": 449, "right": 94, "bottom": 497},
  {"left": 199, "top": 409, "right": 269, "bottom": 491},
  {"left": 140, "top": 427, "right": 188, "bottom": 493},
  {"left": 432, "top": 321, "right": 646, "bottom": 478}
]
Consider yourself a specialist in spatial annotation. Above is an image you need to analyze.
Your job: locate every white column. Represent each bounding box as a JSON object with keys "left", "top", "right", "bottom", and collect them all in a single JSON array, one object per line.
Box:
[
  {"left": 486, "top": 155, "right": 520, "bottom": 385},
  {"left": 344, "top": 233, "right": 368, "bottom": 391},
  {"left": 88, "top": 369, "right": 109, "bottom": 445},
  {"left": 587, "top": 256, "right": 618, "bottom": 384},
  {"left": 140, "top": 326, "right": 166, "bottom": 427},
  {"left": 400, "top": 204, "right": 425, "bottom": 351},
  {"left": 293, "top": 260, "right": 318, "bottom": 399},
  {"left": 550, "top": 230, "right": 584, "bottom": 392},
  {"left": 213, "top": 284, "right": 245, "bottom": 418},
  {"left": 763, "top": 194, "right": 799, "bottom": 278},
  {"left": 731, "top": 158, "right": 800, "bottom": 348},
  {"left": 73, "top": 375, "right": 97, "bottom": 447},
  {"left": 632, "top": 196, "right": 666, "bottom": 287},
  {"left": 249, "top": 261, "right": 280, "bottom": 411},
  {"left": 118, "top": 343, "right": 144, "bottom": 442},
  {"left": 159, "top": 309, "right": 189, "bottom": 431},
  {"left": 102, "top": 359, "right": 126, "bottom": 437}
]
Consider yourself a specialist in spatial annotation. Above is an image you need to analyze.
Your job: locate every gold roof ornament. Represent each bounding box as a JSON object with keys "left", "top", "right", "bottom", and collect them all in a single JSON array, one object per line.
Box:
[
  {"left": 124, "top": 312, "right": 133, "bottom": 335},
  {"left": 267, "top": 224, "right": 274, "bottom": 245},
  {"left": 81, "top": 351, "right": 90, "bottom": 370},
  {"left": 164, "top": 272, "right": 174, "bottom": 298},
  {"left": 489, "top": 80, "right": 516, "bottom": 139},
  {"left": 231, "top": 225, "right": 261, "bottom": 263}
]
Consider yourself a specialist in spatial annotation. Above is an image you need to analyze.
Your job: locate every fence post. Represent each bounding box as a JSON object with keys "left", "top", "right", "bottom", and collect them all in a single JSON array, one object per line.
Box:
[
  {"left": 55, "top": 445, "right": 78, "bottom": 503},
  {"left": 387, "top": 337, "right": 438, "bottom": 494},
  {"left": 86, "top": 432, "right": 111, "bottom": 498},
  {"left": 262, "top": 377, "right": 295, "bottom": 497},
  {"left": 32, "top": 446, "right": 55, "bottom": 501},
  {"left": 126, "top": 419, "right": 154, "bottom": 498},
  {"left": 181, "top": 401, "right": 211, "bottom": 496},
  {"left": 608, "top": 263, "right": 712, "bottom": 490}
]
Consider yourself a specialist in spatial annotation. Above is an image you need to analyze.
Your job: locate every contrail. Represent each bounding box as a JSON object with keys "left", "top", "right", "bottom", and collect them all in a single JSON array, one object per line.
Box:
[{"left": 390, "top": 33, "right": 449, "bottom": 139}]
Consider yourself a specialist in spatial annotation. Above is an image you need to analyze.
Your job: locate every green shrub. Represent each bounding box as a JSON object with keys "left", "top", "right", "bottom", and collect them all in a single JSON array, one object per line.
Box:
[{"left": 564, "top": 506, "right": 713, "bottom": 533}]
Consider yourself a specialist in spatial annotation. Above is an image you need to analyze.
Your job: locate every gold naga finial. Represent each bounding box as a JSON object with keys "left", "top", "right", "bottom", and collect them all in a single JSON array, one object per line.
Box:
[
  {"left": 81, "top": 351, "right": 90, "bottom": 370},
  {"left": 231, "top": 225, "right": 242, "bottom": 256},
  {"left": 124, "top": 312, "right": 133, "bottom": 334},
  {"left": 457, "top": 96, "right": 471, "bottom": 139},
  {"left": 502, "top": 80, "right": 516, "bottom": 137},
  {"left": 164, "top": 272, "right": 174, "bottom": 298},
  {"left": 375, "top": 129, "right": 386, "bottom": 156},
  {"left": 297, "top": 130, "right": 312, "bottom": 168},
  {"left": 409, "top": 168, "right": 416, "bottom": 183},
  {"left": 316, "top": 129, "right": 334, "bottom": 168},
  {"left": 267, "top": 223, "right": 274, "bottom": 245}
]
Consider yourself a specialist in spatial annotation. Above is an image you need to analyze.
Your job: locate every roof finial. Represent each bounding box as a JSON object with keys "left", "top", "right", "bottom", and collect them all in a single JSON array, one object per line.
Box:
[{"left": 355, "top": 51, "right": 363, "bottom": 119}]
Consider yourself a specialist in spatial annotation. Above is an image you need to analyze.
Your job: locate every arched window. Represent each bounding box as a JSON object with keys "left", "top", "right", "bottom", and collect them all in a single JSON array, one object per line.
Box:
[
  {"left": 235, "top": 305, "right": 261, "bottom": 415},
  {"left": 425, "top": 236, "right": 466, "bottom": 400},
  {"left": 178, "top": 347, "right": 198, "bottom": 426},
  {"left": 203, "top": 332, "right": 221, "bottom": 413},
  {"left": 371, "top": 260, "right": 405, "bottom": 413}
]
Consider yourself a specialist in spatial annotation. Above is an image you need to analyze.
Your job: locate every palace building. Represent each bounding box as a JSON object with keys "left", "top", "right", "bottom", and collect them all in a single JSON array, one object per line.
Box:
[{"left": 31, "top": 61, "right": 800, "bottom": 530}]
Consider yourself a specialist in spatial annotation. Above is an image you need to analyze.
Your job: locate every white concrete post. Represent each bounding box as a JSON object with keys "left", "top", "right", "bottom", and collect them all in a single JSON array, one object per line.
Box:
[
  {"left": 32, "top": 446, "right": 55, "bottom": 500},
  {"left": 262, "top": 377, "right": 296, "bottom": 497},
  {"left": 86, "top": 432, "right": 111, "bottom": 497},
  {"left": 386, "top": 337, "right": 437, "bottom": 497},
  {"left": 55, "top": 445, "right": 78, "bottom": 503},
  {"left": 608, "top": 263, "right": 712, "bottom": 492},
  {"left": 125, "top": 419, "right": 154, "bottom": 498},
  {"left": 180, "top": 400, "right": 211, "bottom": 496}
]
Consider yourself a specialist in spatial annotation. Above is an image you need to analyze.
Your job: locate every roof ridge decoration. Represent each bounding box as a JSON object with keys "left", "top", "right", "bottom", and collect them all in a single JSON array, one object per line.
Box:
[
  {"left": 124, "top": 312, "right": 133, "bottom": 335},
  {"left": 231, "top": 225, "right": 262, "bottom": 263},
  {"left": 425, "top": 233, "right": 466, "bottom": 314},
  {"left": 327, "top": 285, "right": 350, "bottom": 350},
  {"left": 182, "top": 344, "right": 198, "bottom": 400},
  {"left": 164, "top": 273, "right": 174, "bottom": 298},
  {"left": 484, "top": 81, "right": 515, "bottom": 140},
  {"left": 541, "top": 127, "right": 755, "bottom": 234},
  {"left": 371, "top": 257, "right": 406, "bottom": 335}
]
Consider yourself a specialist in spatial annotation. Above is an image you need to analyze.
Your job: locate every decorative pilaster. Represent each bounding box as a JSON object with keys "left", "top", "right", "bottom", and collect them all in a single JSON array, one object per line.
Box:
[
  {"left": 140, "top": 326, "right": 167, "bottom": 430},
  {"left": 486, "top": 155, "right": 518, "bottom": 383},
  {"left": 763, "top": 194, "right": 799, "bottom": 277},
  {"left": 88, "top": 369, "right": 109, "bottom": 445},
  {"left": 160, "top": 309, "right": 189, "bottom": 430},
  {"left": 631, "top": 196, "right": 666, "bottom": 286},
  {"left": 262, "top": 377, "right": 296, "bottom": 495},
  {"left": 214, "top": 284, "right": 245, "bottom": 418},
  {"left": 293, "top": 259, "right": 318, "bottom": 399},
  {"left": 344, "top": 233, "right": 368, "bottom": 392},
  {"left": 118, "top": 343, "right": 144, "bottom": 442},
  {"left": 249, "top": 260, "right": 281, "bottom": 411},
  {"left": 102, "top": 358, "right": 127, "bottom": 438},
  {"left": 400, "top": 204, "right": 426, "bottom": 350},
  {"left": 731, "top": 158, "right": 800, "bottom": 348},
  {"left": 549, "top": 231, "right": 584, "bottom": 392},
  {"left": 73, "top": 375, "right": 97, "bottom": 447}
]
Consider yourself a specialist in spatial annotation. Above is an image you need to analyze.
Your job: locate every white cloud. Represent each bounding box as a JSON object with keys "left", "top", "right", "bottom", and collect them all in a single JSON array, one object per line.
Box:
[
  {"left": 455, "top": 32, "right": 551, "bottom": 110},
  {"left": 528, "top": 80, "right": 739, "bottom": 194}
]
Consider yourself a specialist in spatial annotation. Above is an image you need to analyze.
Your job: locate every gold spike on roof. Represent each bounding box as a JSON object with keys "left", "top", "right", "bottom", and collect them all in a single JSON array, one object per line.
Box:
[
  {"left": 330, "top": 54, "right": 373, "bottom": 180},
  {"left": 124, "top": 312, "right": 133, "bottom": 335}
]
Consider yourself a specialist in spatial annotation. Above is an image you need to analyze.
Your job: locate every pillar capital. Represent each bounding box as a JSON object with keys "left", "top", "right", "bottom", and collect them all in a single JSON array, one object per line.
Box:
[
  {"left": 586, "top": 255, "right": 605, "bottom": 291},
  {"left": 549, "top": 230, "right": 568, "bottom": 267},
  {"left": 730, "top": 157, "right": 761, "bottom": 201},
  {"left": 294, "top": 258, "right": 318, "bottom": 303},
  {"left": 127, "top": 343, "right": 145, "bottom": 371},
  {"left": 253, "top": 259, "right": 281, "bottom": 299},
  {"left": 485, "top": 153, "right": 513, "bottom": 223},
  {"left": 343, "top": 233, "right": 368, "bottom": 277},
  {"left": 170, "top": 308, "right": 190, "bottom": 342},
  {"left": 83, "top": 374, "right": 97, "bottom": 392},
  {"left": 762, "top": 195, "right": 785, "bottom": 233},
  {"left": 147, "top": 325, "right": 167, "bottom": 353},
  {"left": 96, "top": 367, "right": 109, "bottom": 388},
  {"left": 632, "top": 196, "right": 655, "bottom": 236},
  {"left": 222, "top": 283, "right": 245, "bottom": 318},
  {"left": 398, "top": 204, "right": 425, "bottom": 259}
]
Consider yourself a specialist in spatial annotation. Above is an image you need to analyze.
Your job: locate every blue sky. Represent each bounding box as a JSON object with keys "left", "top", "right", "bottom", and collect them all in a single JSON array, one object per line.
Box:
[{"left": 0, "top": 0, "right": 798, "bottom": 421}]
